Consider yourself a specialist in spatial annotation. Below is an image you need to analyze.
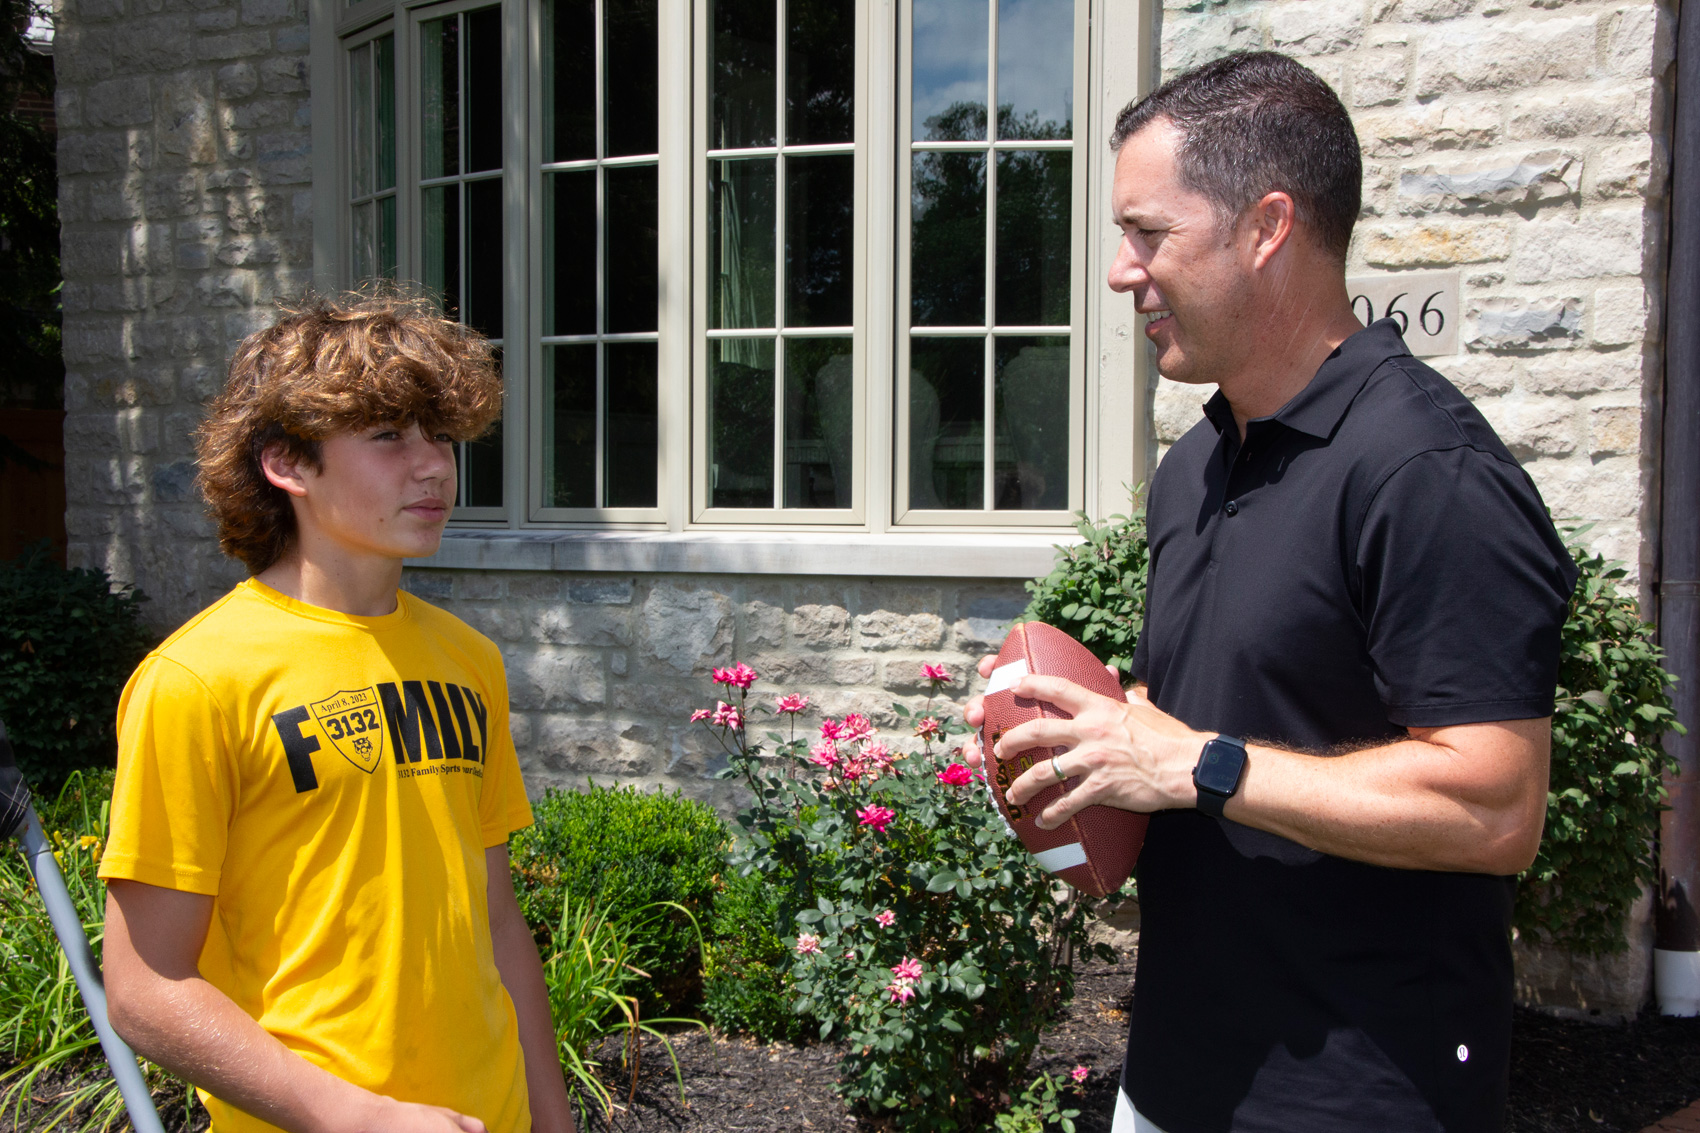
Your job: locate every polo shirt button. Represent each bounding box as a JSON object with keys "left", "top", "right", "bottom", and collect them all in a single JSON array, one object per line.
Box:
[{"left": 1223, "top": 500, "right": 1239, "bottom": 516}]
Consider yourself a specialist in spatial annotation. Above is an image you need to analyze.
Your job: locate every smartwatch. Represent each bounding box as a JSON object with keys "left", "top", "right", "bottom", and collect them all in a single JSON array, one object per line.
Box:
[{"left": 1193, "top": 735, "right": 1247, "bottom": 819}]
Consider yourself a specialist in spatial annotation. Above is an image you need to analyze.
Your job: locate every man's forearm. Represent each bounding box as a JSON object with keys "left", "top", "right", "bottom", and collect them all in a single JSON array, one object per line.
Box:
[{"left": 1223, "top": 720, "right": 1551, "bottom": 874}]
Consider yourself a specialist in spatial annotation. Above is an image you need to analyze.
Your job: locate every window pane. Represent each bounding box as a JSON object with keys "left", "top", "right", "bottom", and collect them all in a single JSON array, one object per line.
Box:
[
  {"left": 784, "top": 337, "right": 852, "bottom": 508},
  {"left": 911, "top": 151, "right": 984, "bottom": 326},
  {"left": 606, "top": 164, "right": 659, "bottom": 334},
  {"left": 423, "top": 185, "right": 462, "bottom": 319},
  {"left": 996, "top": 0, "right": 1071, "bottom": 140},
  {"left": 466, "top": 6, "right": 503, "bottom": 174},
  {"left": 545, "top": 171, "right": 595, "bottom": 336},
  {"left": 995, "top": 149, "right": 1071, "bottom": 326},
  {"left": 787, "top": 0, "right": 852, "bottom": 145},
  {"left": 352, "top": 200, "right": 375, "bottom": 282},
  {"left": 544, "top": 344, "right": 597, "bottom": 507},
  {"left": 993, "top": 336, "right": 1068, "bottom": 509},
  {"left": 377, "top": 195, "right": 397, "bottom": 279},
  {"left": 544, "top": 0, "right": 595, "bottom": 162},
  {"left": 607, "top": 0, "right": 658, "bottom": 157},
  {"left": 710, "top": 338, "right": 775, "bottom": 508},
  {"left": 375, "top": 35, "right": 395, "bottom": 189},
  {"left": 913, "top": 0, "right": 986, "bottom": 141},
  {"left": 606, "top": 342, "right": 659, "bottom": 507},
  {"left": 351, "top": 42, "right": 373, "bottom": 196},
  {"left": 710, "top": 157, "right": 776, "bottom": 330},
  {"left": 421, "top": 17, "right": 459, "bottom": 179},
  {"left": 785, "top": 153, "right": 853, "bottom": 328},
  {"left": 465, "top": 177, "right": 504, "bottom": 338},
  {"left": 909, "top": 337, "right": 984, "bottom": 509},
  {"left": 711, "top": 0, "right": 776, "bottom": 149},
  {"left": 463, "top": 416, "right": 504, "bottom": 507}
]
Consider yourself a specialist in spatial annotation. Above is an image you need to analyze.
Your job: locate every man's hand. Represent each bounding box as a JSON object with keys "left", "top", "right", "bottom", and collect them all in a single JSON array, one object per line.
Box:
[
  {"left": 957, "top": 653, "right": 1551, "bottom": 875},
  {"left": 104, "top": 881, "right": 489, "bottom": 1133}
]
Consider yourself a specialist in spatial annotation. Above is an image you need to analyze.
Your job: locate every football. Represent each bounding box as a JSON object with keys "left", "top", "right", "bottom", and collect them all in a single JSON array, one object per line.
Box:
[{"left": 979, "top": 621, "right": 1147, "bottom": 897}]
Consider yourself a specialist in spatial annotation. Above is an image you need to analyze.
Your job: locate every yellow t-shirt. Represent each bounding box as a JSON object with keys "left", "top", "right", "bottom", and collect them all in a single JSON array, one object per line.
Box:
[{"left": 100, "top": 578, "right": 535, "bottom": 1133}]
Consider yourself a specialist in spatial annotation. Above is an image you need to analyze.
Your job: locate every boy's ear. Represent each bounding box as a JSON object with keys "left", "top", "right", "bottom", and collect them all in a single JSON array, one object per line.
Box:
[{"left": 259, "top": 443, "right": 313, "bottom": 499}]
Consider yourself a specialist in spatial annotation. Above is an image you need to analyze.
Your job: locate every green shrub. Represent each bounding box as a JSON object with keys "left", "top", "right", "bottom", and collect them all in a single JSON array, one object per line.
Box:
[
  {"left": 0, "top": 546, "right": 154, "bottom": 792},
  {"left": 1022, "top": 506, "right": 1148, "bottom": 675},
  {"left": 1520, "top": 539, "right": 1682, "bottom": 955},
  {"left": 1023, "top": 510, "right": 1682, "bottom": 958},
  {"left": 700, "top": 867, "right": 805, "bottom": 1042},
  {"left": 704, "top": 667, "right": 1109, "bottom": 1132},
  {"left": 509, "top": 782, "right": 726, "bottom": 1011}
]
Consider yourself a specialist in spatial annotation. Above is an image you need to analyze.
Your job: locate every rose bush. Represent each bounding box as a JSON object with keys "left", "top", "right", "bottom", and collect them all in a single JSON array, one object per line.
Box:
[{"left": 694, "top": 665, "right": 1110, "bottom": 1131}]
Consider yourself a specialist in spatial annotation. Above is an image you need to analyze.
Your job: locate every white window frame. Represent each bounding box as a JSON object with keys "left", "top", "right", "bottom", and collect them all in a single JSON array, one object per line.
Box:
[{"left": 310, "top": 0, "right": 1155, "bottom": 572}]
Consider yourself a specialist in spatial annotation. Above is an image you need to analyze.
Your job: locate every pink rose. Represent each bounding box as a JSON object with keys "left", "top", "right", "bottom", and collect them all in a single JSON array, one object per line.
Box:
[
  {"left": 922, "top": 663, "right": 953, "bottom": 684},
  {"left": 891, "top": 957, "right": 923, "bottom": 982},
  {"left": 887, "top": 979, "right": 917, "bottom": 1004},
  {"left": 857, "top": 805, "right": 896, "bottom": 833},
  {"left": 875, "top": 910, "right": 896, "bottom": 928},
  {"left": 936, "top": 762, "right": 973, "bottom": 786},
  {"left": 840, "top": 713, "right": 874, "bottom": 742},
  {"left": 1071, "top": 1066, "right": 1090, "bottom": 1084},
  {"left": 809, "top": 740, "right": 840, "bottom": 768},
  {"left": 711, "top": 701, "right": 744, "bottom": 729},
  {"left": 819, "top": 718, "right": 844, "bottom": 741},
  {"left": 795, "top": 932, "right": 821, "bottom": 955},
  {"left": 690, "top": 708, "right": 713, "bottom": 723},
  {"left": 914, "top": 716, "right": 942, "bottom": 740},
  {"left": 775, "top": 693, "right": 810, "bottom": 714}
]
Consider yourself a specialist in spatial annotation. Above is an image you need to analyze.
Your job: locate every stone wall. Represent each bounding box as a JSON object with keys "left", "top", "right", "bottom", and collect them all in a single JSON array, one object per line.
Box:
[
  {"left": 1153, "top": 0, "right": 1675, "bottom": 585},
  {"left": 398, "top": 568, "right": 1031, "bottom": 808},
  {"left": 53, "top": 0, "right": 311, "bottom": 620}
]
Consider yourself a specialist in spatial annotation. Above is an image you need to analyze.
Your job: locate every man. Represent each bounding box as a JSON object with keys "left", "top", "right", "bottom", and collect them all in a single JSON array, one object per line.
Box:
[
  {"left": 98, "top": 294, "right": 577, "bottom": 1133},
  {"left": 966, "top": 52, "right": 1577, "bottom": 1133}
]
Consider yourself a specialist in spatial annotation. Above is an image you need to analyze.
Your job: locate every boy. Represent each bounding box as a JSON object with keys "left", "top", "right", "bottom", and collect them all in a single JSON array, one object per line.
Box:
[{"left": 98, "top": 294, "right": 576, "bottom": 1133}]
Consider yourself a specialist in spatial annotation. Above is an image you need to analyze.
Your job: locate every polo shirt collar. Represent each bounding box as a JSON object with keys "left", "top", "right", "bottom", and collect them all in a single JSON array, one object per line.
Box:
[{"left": 1200, "top": 319, "right": 1411, "bottom": 440}]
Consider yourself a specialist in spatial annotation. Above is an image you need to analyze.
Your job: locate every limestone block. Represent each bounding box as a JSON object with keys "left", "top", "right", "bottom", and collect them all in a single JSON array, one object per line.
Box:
[
  {"left": 195, "top": 271, "right": 259, "bottom": 308},
  {"left": 508, "top": 575, "right": 562, "bottom": 600},
  {"left": 1508, "top": 82, "right": 1652, "bottom": 140},
  {"left": 1467, "top": 297, "right": 1583, "bottom": 350},
  {"left": 195, "top": 9, "right": 238, "bottom": 31},
  {"left": 1357, "top": 100, "right": 1503, "bottom": 159},
  {"left": 90, "top": 278, "right": 148, "bottom": 311},
  {"left": 146, "top": 172, "right": 204, "bottom": 217},
  {"left": 223, "top": 97, "right": 295, "bottom": 131},
  {"left": 610, "top": 651, "right": 627, "bottom": 676},
  {"left": 1153, "top": 377, "right": 1212, "bottom": 444},
  {"left": 528, "top": 604, "right": 635, "bottom": 648},
  {"left": 195, "top": 31, "right": 272, "bottom": 61},
  {"left": 217, "top": 62, "right": 259, "bottom": 100},
  {"left": 456, "top": 574, "right": 505, "bottom": 601},
  {"left": 240, "top": 0, "right": 293, "bottom": 25},
  {"left": 1415, "top": 17, "right": 1595, "bottom": 97},
  {"left": 531, "top": 716, "right": 654, "bottom": 779},
  {"left": 856, "top": 610, "right": 945, "bottom": 652},
  {"left": 1443, "top": 354, "right": 1519, "bottom": 399},
  {"left": 1512, "top": 888, "right": 1654, "bottom": 1020},
  {"left": 1520, "top": 350, "right": 1646, "bottom": 396},
  {"left": 59, "top": 133, "right": 126, "bottom": 176},
  {"left": 1604, "top": 4, "right": 1671, "bottom": 79},
  {"left": 509, "top": 647, "right": 607, "bottom": 710},
  {"left": 792, "top": 603, "right": 852, "bottom": 649},
  {"left": 1267, "top": 2, "right": 1363, "bottom": 57},
  {"left": 1527, "top": 453, "right": 1640, "bottom": 519},
  {"left": 109, "top": 18, "right": 195, "bottom": 73},
  {"left": 259, "top": 55, "right": 308, "bottom": 95},
  {"left": 1589, "top": 404, "right": 1641, "bottom": 456},
  {"left": 1349, "top": 49, "right": 1407, "bottom": 107},
  {"left": 1392, "top": 0, "right": 1475, "bottom": 19},
  {"left": 750, "top": 651, "right": 837, "bottom": 685},
  {"left": 1397, "top": 150, "right": 1579, "bottom": 212},
  {"left": 1362, "top": 219, "right": 1512, "bottom": 267},
  {"left": 641, "top": 583, "right": 734, "bottom": 674},
  {"left": 458, "top": 604, "right": 529, "bottom": 643},
  {"left": 214, "top": 237, "right": 281, "bottom": 266},
  {"left": 954, "top": 617, "right": 1010, "bottom": 654},
  {"left": 85, "top": 77, "right": 153, "bottom": 127},
  {"left": 275, "top": 23, "right": 310, "bottom": 53},
  {"left": 1160, "top": 9, "right": 1262, "bottom": 77},
  {"left": 1511, "top": 210, "right": 1645, "bottom": 283},
  {"left": 1592, "top": 283, "right": 1650, "bottom": 347},
  {"left": 566, "top": 579, "right": 633, "bottom": 604},
  {"left": 1590, "top": 138, "right": 1664, "bottom": 201},
  {"left": 399, "top": 571, "right": 453, "bottom": 601},
  {"left": 255, "top": 130, "right": 311, "bottom": 184},
  {"left": 1482, "top": 397, "right": 1580, "bottom": 460},
  {"left": 179, "top": 365, "right": 223, "bottom": 402}
]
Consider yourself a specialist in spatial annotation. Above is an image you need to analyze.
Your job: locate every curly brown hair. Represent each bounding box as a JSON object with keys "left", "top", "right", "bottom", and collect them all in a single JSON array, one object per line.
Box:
[{"left": 196, "top": 291, "right": 503, "bottom": 574}]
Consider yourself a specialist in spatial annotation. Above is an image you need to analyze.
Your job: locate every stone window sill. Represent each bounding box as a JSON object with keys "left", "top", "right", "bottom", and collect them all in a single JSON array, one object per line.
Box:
[{"left": 408, "top": 529, "right": 1081, "bottom": 579}]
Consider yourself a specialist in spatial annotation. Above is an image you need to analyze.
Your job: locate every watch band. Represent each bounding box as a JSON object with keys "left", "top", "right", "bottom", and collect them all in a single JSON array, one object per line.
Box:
[{"left": 1193, "top": 734, "right": 1247, "bottom": 819}]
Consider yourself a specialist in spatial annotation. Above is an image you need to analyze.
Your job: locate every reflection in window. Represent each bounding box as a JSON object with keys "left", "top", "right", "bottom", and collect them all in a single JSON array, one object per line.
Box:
[
  {"left": 421, "top": 7, "right": 504, "bottom": 508},
  {"left": 349, "top": 35, "right": 396, "bottom": 283},
  {"left": 906, "top": 0, "right": 1075, "bottom": 512},
  {"left": 706, "top": 0, "right": 855, "bottom": 512},
  {"left": 540, "top": 0, "right": 660, "bottom": 511}
]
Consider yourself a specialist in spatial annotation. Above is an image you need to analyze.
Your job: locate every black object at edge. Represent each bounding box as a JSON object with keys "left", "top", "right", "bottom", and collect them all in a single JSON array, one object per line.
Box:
[{"left": 0, "top": 716, "right": 31, "bottom": 841}]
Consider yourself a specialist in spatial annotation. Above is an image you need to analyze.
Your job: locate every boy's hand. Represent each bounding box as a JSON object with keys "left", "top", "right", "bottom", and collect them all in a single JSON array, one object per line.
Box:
[{"left": 352, "top": 1095, "right": 487, "bottom": 1133}]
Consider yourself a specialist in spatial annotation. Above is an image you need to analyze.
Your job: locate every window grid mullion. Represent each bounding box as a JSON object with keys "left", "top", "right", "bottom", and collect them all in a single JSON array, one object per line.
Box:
[
  {"left": 594, "top": 0, "right": 607, "bottom": 509},
  {"left": 771, "top": 0, "right": 788, "bottom": 509},
  {"left": 982, "top": 0, "right": 999, "bottom": 511}
]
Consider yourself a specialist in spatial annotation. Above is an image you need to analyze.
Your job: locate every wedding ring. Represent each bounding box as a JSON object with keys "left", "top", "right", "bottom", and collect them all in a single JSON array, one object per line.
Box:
[{"left": 1052, "top": 754, "right": 1066, "bottom": 782}]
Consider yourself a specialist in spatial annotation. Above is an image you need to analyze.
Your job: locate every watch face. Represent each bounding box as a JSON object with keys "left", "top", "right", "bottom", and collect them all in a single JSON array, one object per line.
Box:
[{"left": 1196, "top": 739, "right": 1245, "bottom": 796}]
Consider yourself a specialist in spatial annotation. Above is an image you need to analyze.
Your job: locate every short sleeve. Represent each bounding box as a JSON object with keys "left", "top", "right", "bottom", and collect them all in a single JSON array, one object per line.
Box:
[
  {"left": 1357, "top": 446, "right": 1578, "bottom": 728},
  {"left": 99, "top": 656, "right": 237, "bottom": 895},
  {"left": 474, "top": 644, "right": 533, "bottom": 847}
]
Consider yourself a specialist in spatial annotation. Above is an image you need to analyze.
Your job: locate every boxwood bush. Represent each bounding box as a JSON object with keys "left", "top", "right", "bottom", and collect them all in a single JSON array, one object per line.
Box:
[
  {"left": 509, "top": 781, "right": 727, "bottom": 1012},
  {"left": 1023, "top": 508, "right": 1679, "bottom": 958},
  {"left": 0, "top": 545, "right": 154, "bottom": 791}
]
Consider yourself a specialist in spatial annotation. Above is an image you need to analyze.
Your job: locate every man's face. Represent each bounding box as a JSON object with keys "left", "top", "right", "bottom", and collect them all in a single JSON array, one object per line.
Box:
[
  {"left": 1107, "top": 120, "right": 1254, "bottom": 387},
  {"left": 292, "top": 422, "right": 458, "bottom": 563}
]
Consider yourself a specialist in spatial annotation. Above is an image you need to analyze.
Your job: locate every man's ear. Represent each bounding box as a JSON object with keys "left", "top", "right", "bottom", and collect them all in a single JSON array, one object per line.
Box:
[
  {"left": 259, "top": 443, "right": 312, "bottom": 499},
  {"left": 1245, "top": 191, "right": 1297, "bottom": 270}
]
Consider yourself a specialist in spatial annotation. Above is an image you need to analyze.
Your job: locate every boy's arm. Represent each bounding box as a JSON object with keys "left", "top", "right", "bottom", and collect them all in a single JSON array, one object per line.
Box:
[
  {"left": 104, "top": 880, "right": 488, "bottom": 1133},
  {"left": 485, "top": 844, "right": 578, "bottom": 1133}
]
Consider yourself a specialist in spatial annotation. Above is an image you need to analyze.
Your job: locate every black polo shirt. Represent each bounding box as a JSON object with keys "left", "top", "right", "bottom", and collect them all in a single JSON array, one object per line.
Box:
[{"left": 1123, "top": 320, "right": 1577, "bottom": 1133}]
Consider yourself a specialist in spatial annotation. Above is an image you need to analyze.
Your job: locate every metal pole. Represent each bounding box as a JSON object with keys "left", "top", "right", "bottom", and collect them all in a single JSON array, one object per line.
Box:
[
  {"left": 1658, "top": 0, "right": 1700, "bottom": 1017},
  {"left": 0, "top": 722, "right": 165, "bottom": 1132}
]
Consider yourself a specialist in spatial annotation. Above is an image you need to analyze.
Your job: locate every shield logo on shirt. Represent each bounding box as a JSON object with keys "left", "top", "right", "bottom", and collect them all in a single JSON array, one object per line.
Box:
[{"left": 309, "top": 688, "right": 387, "bottom": 773}]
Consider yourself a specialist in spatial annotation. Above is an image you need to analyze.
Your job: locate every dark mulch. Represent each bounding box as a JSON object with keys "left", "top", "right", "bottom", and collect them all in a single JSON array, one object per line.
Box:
[{"left": 7, "top": 947, "right": 1699, "bottom": 1133}]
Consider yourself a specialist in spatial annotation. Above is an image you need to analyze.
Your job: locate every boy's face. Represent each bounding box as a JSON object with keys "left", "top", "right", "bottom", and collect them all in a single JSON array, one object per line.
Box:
[{"left": 286, "top": 422, "right": 458, "bottom": 563}]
